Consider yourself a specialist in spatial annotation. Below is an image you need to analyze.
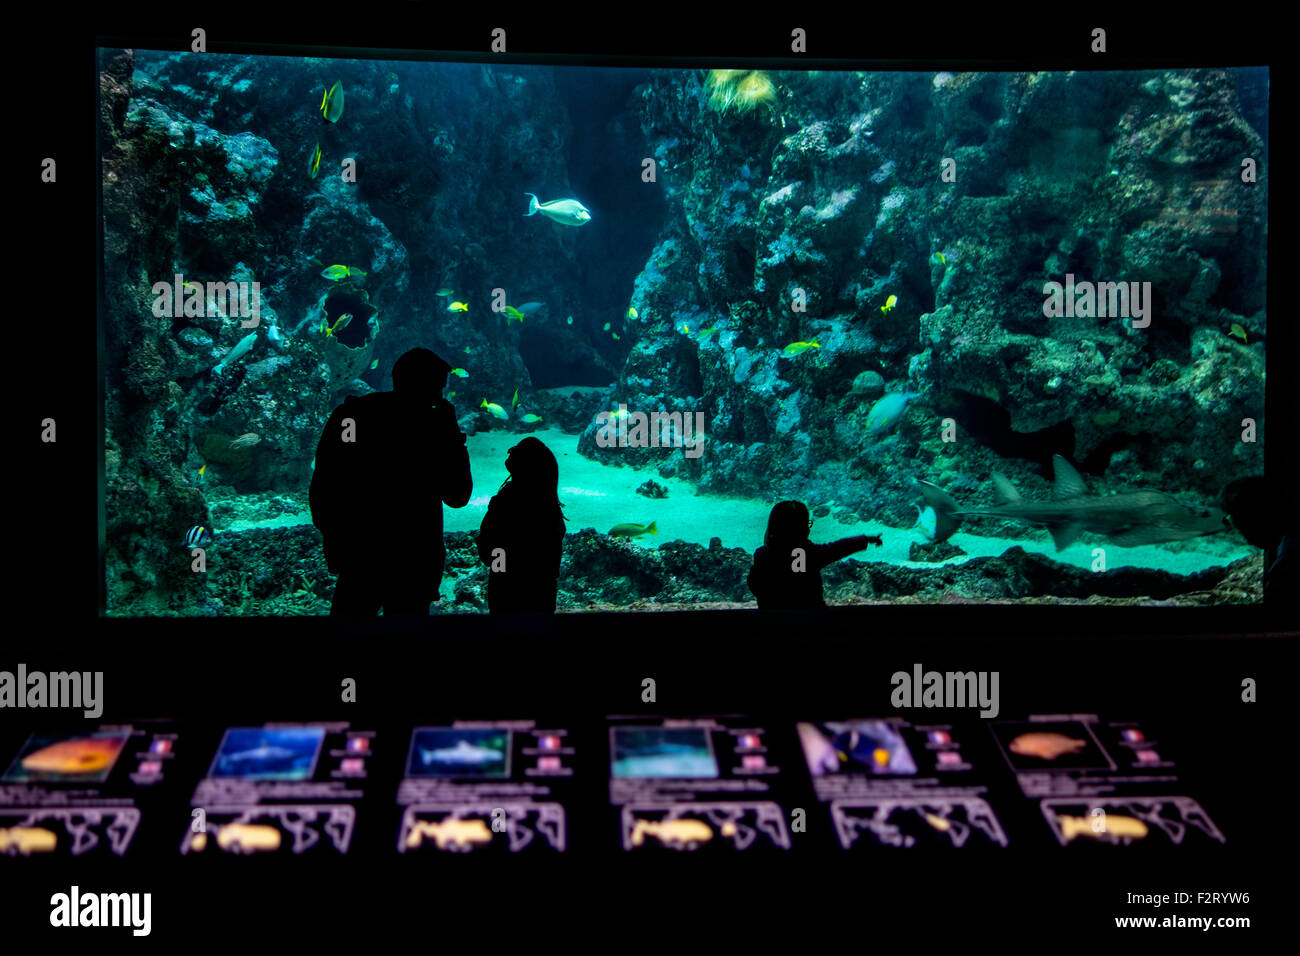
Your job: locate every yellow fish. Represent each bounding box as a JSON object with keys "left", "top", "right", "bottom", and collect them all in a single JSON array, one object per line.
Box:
[
  {"left": 198, "top": 464, "right": 206, "bottom": 478},
  {"left": 321, "top": 265, "right": 366, "bottom": 281},
  {"left": 629, "top": 818, "right": 712, "bottom": 847},
  {"left": 450, "top": 368, "right": 469, "bottom": 378},
  {"left": 504, "top": 305, "right": 525, "bottom": 322},
  {"left": 369, "top": 359, "right": 379, "bottom": 370},
  {"left": 1059, "top": 814, "right": 1148, "bottom": 843},
  {"left": 1228, "top": 323, "right": 1248, "bottom": 343},
  {"left": 609, "top": 521, "right": 657, "bottom": 537},
  {"left": 480, "top": 399, "right": 508, "bottom": 420},
  {"left": 448, "top": 302, "right": 469, "bottom": 312},
  {"left": 932, "top": 251, "right": 946, "bottom": 265},
  {"left": 520, "top": 413, "right": 543, "bottom": 423},
  {"left": 407, "top": 818, "right": 493, "bottom": 850},
  {"left": 512, "top": 388, "right": 520, "bottom": 408},
  {"left": 324, "top": 313, "right": 352, "bottom": 337},
  {"left": 881, "top": 294, "right": 897, "bottom": 314},
  {"left": 627, "top": 306, "right": 638, "bottom": 319},
  {"left": 307, "top": 141, "right": 322, "bottom": 179},
  {"left": 782, "top": 340, "right": 820, "bottom": 357},
  {"left": 681, "top": 324, "right": 690, "bottom": 334},
  {"left": 218, "top": 823, "right": 282, "bottom": 853},
  {"left": 0, "top": 826, "right": 57, "bottom": 855},
  {"left": 320, "top": 81, "right": 344, "bottom": 123}
]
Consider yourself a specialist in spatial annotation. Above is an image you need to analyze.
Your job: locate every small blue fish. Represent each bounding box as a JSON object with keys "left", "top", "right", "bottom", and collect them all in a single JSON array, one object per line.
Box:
[
  {"left": 184, "top": 525, "right": 213, "bottom": 548},
  {"left": 865, "top": 391, "right": 920, "bottom": 435}
]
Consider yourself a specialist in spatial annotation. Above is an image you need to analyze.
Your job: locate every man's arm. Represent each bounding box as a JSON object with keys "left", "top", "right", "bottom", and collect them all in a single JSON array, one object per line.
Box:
[{"left": 434, "top": 401, "right": 473, "bottom": 508}]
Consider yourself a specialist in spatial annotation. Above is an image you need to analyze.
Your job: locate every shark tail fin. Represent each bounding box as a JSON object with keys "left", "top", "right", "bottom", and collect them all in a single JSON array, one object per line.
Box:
[
  {"left": 915, "top": 480, "right": 962, "bottom": 543},
  {"left": 991, "top": 473, "right": 1022, "bottom": 505}
]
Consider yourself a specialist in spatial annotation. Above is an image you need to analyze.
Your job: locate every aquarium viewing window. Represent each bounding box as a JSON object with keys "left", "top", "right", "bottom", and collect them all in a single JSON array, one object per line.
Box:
[{"left": 97, "top": 47, "right": 1269, "bottom": 616}]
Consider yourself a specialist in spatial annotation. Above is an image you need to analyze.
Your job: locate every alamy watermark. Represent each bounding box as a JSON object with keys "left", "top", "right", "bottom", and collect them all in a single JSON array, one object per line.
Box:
[
  {"left": 891, "top": 663, "right": 999, "bottom": 718},
  {"left": 0, "top": 664, "right": 103, "bottom": 718},
  {"left": 1042, "top": 273, "right": 1151, "bottom": 329},
  {"left": 151, "top": 273, "right": 260, "bottom": 327},
  {"left": 596, "top": 404, "right": 706, "bottom": 459}
]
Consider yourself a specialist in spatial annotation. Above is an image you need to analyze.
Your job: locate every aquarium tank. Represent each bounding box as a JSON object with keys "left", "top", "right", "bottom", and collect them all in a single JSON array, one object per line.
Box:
[{"left": 97, "top": 50, "right": 1268, "bottom": 614}]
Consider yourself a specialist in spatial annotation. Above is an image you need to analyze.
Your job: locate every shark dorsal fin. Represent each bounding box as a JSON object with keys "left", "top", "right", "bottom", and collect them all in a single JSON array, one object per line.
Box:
[
  {"left": 991, "top": 473, "right": 1021, "bottom": 505},
  {"left": 1051, "top": 455, "right": 1088, "bottom": 500}
]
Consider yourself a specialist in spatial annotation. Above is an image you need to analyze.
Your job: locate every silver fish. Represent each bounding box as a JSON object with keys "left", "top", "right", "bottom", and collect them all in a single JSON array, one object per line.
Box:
[
  {"left": 524, "top": 193, "right": 591, "bottom": 226},
  {"left": 915, "top": 455, "right": 1230, "bottom": 550}
]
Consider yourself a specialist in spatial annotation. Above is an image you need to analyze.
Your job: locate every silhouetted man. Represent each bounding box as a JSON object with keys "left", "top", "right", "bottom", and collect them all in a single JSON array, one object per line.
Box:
[{"left": 310, "top": 348, "right": 472, "bottom": 614}]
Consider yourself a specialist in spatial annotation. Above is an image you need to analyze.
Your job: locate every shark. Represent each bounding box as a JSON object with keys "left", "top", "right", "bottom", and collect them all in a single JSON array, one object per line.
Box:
[
  {"left": 420, "top": 740, "right": 503, "bottom": 766},
  {"left": 220, "top": 745, "right": 295, "bottom": 766},
  {"left": 915, "top": 454, "right": 1231, "bottom": 550}
]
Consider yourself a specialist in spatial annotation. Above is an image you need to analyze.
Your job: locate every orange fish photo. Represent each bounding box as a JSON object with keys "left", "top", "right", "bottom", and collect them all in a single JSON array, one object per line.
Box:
[{"left": 3, "top": 732, "right": 130, "bottom": 783}]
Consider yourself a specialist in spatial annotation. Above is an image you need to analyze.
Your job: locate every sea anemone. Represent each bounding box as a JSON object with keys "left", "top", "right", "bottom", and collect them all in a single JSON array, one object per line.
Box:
[
  {"left": 706, "top": 69, "right": 777, "bottom": 116},
  {"left": 733, "top": 71, "right": 776, "bottom": 113}
]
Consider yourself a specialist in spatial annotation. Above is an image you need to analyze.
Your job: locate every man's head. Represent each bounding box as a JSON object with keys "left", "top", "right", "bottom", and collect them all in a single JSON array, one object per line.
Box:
[{"left": 392, "top": 348, "right": 453, "bottom": 405}]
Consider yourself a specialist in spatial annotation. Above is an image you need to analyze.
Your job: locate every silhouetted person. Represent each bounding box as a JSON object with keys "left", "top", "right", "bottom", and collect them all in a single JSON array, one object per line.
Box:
[
  {"left": 747, "top": 500, "right": 881, "bottom": 610},
  {"left": 1221, "top": 476, "right": 1297, "bottom": 604},
  {"left": 477, "top": 437, "right": 566, "bottom": 612},
  {"left": 310, "top": 348, "right": 472, "bottom": 614}
]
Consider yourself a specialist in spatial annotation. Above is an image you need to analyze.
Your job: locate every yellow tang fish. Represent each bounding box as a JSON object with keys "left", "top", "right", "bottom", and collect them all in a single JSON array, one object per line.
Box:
[{"left": 881, "top": 294, "right": 898, "bottom": 314}]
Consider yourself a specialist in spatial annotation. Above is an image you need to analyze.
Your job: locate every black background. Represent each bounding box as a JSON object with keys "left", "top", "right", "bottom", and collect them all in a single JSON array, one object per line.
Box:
[{"left": 7, "top": 7, "right": 1292, "bottom": 944}]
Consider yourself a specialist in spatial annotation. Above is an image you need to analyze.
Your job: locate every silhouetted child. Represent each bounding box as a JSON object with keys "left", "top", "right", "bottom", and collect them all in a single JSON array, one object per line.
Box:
[
  {"left": 747, "top": 500, "right": 882, "bottom": 609},
  {"left": 477, "top": 437, "right": 567, "bottom": 612}
]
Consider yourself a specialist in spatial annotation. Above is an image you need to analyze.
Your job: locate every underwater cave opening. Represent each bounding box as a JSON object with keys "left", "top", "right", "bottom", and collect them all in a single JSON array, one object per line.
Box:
[
  {"left": 518, "top": 324, "right": 610, "bottom": 388},
  {"left": 547, "top": 66, "right": 666, "bottom": 381},
  {"left": 323, "top": 290, "right": 377, "bottom": 349}
]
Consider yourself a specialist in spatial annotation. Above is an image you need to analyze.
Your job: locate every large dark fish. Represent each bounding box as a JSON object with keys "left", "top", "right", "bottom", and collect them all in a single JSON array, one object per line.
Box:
[{"left": 916, "top": 455, "right": 1231, "bottom": 550}]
